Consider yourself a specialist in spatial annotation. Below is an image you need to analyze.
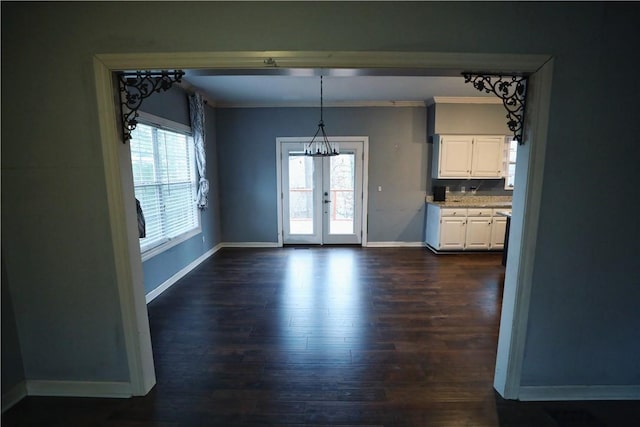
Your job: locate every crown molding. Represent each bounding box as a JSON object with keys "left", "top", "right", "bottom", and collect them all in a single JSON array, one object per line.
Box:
[
  {"left": 426, "top": 96, "right": 502, "bottom": 106},
  {"left": 216, "top": 100, "right": 426, "bottom": 108},
  {"left": 176, "top": 81, "right": 217, "bottom": 107}
]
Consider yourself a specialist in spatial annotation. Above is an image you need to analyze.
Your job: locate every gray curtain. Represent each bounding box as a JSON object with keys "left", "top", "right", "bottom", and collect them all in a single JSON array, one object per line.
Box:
[{"left": 189, "top": 93, "right": 209, "bottom": 209}]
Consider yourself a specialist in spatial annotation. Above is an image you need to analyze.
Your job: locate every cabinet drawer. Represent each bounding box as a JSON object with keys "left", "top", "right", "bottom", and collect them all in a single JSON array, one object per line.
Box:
[
  {"left": 467, "top": 208, "right": 492, "bottom": 217},
  {"left": 440, "top": 208, "right": 467, "bottom": 217}
]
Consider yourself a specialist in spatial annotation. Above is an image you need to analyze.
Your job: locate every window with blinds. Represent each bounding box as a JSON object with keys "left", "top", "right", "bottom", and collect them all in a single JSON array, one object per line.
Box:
[
  {"left": 130, "top": 120, "right": 200, "bottom": 256},
  {"left": 504, "top": 139, "right": 517, "bottom": 190}
]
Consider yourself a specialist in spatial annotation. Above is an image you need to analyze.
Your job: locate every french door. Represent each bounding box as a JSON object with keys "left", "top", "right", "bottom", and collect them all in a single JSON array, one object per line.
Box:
[{"left": 280, "top": 140, "right": 366, "bottom": 245}]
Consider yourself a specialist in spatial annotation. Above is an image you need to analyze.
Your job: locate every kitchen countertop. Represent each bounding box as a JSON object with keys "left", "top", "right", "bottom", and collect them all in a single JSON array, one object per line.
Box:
[{"left": 425, "top": 195, "right": 512, "bottom": 209}]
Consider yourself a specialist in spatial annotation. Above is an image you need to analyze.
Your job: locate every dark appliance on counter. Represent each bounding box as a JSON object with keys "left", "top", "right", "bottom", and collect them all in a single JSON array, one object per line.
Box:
[{"left": 433, "top": 186, "right": 446, "bottom": 202}]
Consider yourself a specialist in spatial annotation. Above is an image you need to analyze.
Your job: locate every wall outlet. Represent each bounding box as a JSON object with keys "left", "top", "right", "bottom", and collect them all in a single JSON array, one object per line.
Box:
[
  {"left": 445, "top": 186, "right": 450, "bottom": 193},
  {"left": 460, "top": 186, "right": 466, "bottom": 193}
]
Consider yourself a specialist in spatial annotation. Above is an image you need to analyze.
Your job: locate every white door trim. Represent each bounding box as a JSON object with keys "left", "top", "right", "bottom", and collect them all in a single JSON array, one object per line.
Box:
[
  {"left": 93, "top": 57, "right": 156, "bottom": 396},
  {"left": 93, "top": 50, "right": 551, "bottom": 398},
  {"left": 493, "top": 59, "right": 554, "bottom": 399},
  {"left": 276, "top": 136, "right": 369, "bottom": 246}
]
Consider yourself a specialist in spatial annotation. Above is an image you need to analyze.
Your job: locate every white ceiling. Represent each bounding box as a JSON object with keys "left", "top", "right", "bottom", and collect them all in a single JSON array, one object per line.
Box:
[{"left": 183, "top": 70, "right": 495, "bottom": 107}]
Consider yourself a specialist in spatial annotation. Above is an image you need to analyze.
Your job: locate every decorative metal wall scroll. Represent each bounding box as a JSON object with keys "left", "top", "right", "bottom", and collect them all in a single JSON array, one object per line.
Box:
[
  {"left": 118, "top": 70, "right": 185, "bottom": 143},
  {"left": 463, "top": 73, "right": 528, "bottom": 144}
]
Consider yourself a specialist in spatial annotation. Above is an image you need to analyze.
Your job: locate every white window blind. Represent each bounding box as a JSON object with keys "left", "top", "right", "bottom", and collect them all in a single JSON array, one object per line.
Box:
[{"left": 130, "top": 121, "right": 199, "bottom": 254}]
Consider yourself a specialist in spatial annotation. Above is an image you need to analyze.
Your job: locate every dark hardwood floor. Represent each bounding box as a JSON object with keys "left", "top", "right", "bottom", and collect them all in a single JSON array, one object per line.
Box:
[{"left": 3, "top": 247, "right": 639, "bottom": 426}]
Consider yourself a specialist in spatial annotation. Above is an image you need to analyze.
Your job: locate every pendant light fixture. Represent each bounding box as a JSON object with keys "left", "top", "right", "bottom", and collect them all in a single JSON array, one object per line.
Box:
[{"left": 305, "top": 76, "right": 339, "bottom": 157}]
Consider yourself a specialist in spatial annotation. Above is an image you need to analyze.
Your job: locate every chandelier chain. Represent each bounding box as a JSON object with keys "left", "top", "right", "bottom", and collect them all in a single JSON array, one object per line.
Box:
[{"left": 305, "top": 75, "right": 339, "bottom": 157}]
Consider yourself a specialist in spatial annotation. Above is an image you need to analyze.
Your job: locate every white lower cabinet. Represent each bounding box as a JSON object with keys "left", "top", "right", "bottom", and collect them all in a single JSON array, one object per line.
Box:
[
  {"left": 465, "top": 216, "right": 492, "bottom": 250},
  {"left": 440, "top": 216, "right": 467, "bottom": 250},
  {"left": 425, "top": 204, "right": 509, "bottom": 252},
  {"left": 425, "top": 205, "right": 467, "bottom": 250},
  {"left": 489, "top": 210, "right": 510, "bottom": 250}
]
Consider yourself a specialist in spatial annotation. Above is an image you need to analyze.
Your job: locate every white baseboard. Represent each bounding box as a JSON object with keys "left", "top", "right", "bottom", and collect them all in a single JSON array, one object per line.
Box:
[
  {"left": 145, "top": 243, "right": 222, "bottom": 303},
  {"left": 366, "top": 241, "right": 425, "bottom": 248},
  {"left": 25, "top": 380, "right": 132, "bottom": 398},
  {"left": 518, "top": 385, "right": 640, "bottom": 401},
  {"left": 221, "top": 242, "right": 279, "bottom": 248},
  {"left": 2, "top": 381, "right": 27, "bottom": 413}
]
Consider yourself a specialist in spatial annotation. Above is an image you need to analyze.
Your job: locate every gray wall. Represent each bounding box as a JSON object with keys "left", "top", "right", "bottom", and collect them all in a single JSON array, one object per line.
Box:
[
  {"left": 216, "top": 107, "right": 427, "bottom": 243},
  {"left": 520, "top": 6, "right": 640, "bottom": 386},
  {"left": 1, "top": 1, "right": 639, "bottom": 395},
  {"left": 139, "top": 88, "right": 222, "bottom": 295}
]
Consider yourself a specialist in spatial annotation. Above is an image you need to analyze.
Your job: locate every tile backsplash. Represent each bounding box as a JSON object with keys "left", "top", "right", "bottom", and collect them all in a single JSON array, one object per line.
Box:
[{"left": 431, "top": 178, "right": 512, "bottom": 196}]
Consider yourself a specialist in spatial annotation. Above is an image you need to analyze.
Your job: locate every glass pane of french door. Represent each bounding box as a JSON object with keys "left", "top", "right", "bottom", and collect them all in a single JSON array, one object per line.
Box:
[
  {"left": 282, "top": 143, "right": 322, "bottom": 244},
  {"left": 328, "top": 153, "right": 355, "bottom": 235},
  {"left": 322, "top": 145, "right": 362, "bottom": 245},
  {"left": 288, "top": 154, "right": 314, "bottom": 235},
  {"left": 281, "top": 140, "right": 363, "bottom": 245}
]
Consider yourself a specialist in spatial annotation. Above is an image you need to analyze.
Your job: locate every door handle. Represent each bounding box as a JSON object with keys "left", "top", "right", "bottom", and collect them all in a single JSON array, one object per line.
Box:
[{"left": 324, "top": 200, "right": 331, "bottom": 204}]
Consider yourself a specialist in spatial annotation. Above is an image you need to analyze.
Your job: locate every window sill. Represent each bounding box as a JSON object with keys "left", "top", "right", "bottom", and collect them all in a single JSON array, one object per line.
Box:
[{"left": 141, "top": 227, "right": 202, "bottom": 262}]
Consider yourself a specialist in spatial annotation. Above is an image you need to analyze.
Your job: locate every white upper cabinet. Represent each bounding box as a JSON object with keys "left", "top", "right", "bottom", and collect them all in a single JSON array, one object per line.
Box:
[
  {"left": 432, "top": 134, "right": 505, "bottom": 179},
  {"left": 435, "top": 135, "right": 473, "bottom": 178},
  {"left": 471, "top": 136, "right": 504, "bottom": 177}
]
